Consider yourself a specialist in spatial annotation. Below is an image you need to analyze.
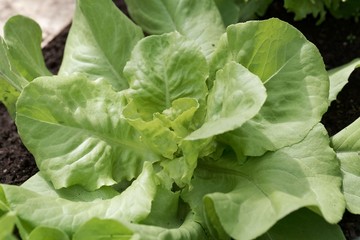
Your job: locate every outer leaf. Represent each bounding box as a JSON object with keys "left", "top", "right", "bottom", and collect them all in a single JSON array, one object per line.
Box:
[
  {"left": 213, "top": 0, "right": 240, "bottom": 26},
  {"left": 73, "top": 218, "right": 133, "bottom": 240},
  {"left": 59, "top": 0, "right": 143, "bottom": 91},
  {"left": 284, "top": 0, "right": 328, "bottom": 22},
  {"left": 257, "top": 208, "right": 345, "bottom": 240},
  {"left": 236, "top": 0, "right": 273, "bottom": 22},
  {"left": 331, "top": 117, "right": 360, "bottom": 214},
  {"left": 0, "top": 15, "right": 51, "bottom": 118},
  {"left": 187, "top": 62, "right": 266, "bottom": 140},
  {"left": 0, "top": 80, "right": 19, "bottom": 118},
  {"left": 183, "top": 124, "right": 345, "bottom": 240},
  {"left": 211, "top": 18, "right": 329, "bottom": 156},
  {"left": 22, "top": 173, "right": 119, "bottom": 202},
  {"left": 329, "top": 0, "right": 360, "bottom": 20},
  {"left": 0, "top": 212, "right": 17, "bottom": 240},
  {"left": 124, "top": 0, "right": 225, "bottom": 58},
  {"left": 16, "top": 74, "right": 157, "bottom": 190},
  {"left": 124, "top": 32, "right": 208, "bottom": 120},
  {"left": 0, "top": 164, "right": 206, "bottom": 239},
  {"left": 4, "top": 15, "right": 51, "bottom": 80},
  {"left": 328, "top": 58, "right": 360, "bottom": 103},
  {"left": 0, "top": 38, "right": 28, "bottom": 92},
  {"left": 29, "top": 226, "right": 69, "bottom": 240},
  {"left": 130, "top": 213, "right": 207, "bottom": 240},
  {"left": 1, "top": 163, "right": 158, "bottom": 234}
]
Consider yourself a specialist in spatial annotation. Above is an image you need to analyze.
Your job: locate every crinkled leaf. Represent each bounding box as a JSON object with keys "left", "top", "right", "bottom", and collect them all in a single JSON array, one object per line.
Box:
[
  {"left": 187, "top": 61, "right": 266, "bottom": 140},
  {"left": 211, "top": 18, "right": 329, "bottom": 156},
  {"left": 59, "top": 0, "right": 143, "bottom": 91},
  {"left": 123, "top": 101, "right": 180, "bottom": 159},
  {"left": 29, "top": 226, "right": 69, "bottom": 240},
  {"left": 328, "top": 58, "right": 360, "bottom": 103},
  {"left": 124, "top": 0, "right": 225, "bottom": 58},
  {"left": 161, "top": 139, "right": 212, "bottom": 188},
  {"left": 257, "top": 208, "right": 345, "bottom": 240},
  {"left": 331, "top": 117, "right": 360, "bottom": 214},
  {"left": 284, "top": 0, "right": 328, "bottom": 23},
  {"left": 183, "top": 124, "right": 345, "bottom": 240},
  {"left": 124, "top": 32, "right": 208, "bottom": 120},
  {"left": 16, "top": 74, "right": 157, "bottom": 190},
  {"left": 4, "top": 15, "right": 51, "bottom": 80},
  {"left": 124, "top": 97, "right": 207, "bottom": 186},
  {"left": 123, "top": 98, "right": 200, "bottom": 159},
  {"left": 156, "top": 98, "right": 201, "bottom": 138},
  {"left": 73, "top": 218, "right": 133, "bottom": 240}
]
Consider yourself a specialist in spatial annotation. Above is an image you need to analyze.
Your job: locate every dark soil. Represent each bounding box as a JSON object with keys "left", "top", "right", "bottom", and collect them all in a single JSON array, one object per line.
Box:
[{"left": 0, "top": 0, "right": 359, "bottom": 239}]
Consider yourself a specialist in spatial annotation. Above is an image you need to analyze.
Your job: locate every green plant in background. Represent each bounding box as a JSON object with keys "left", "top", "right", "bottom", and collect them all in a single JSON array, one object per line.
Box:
[
  {"left": 214, "top": 0, "right": 360, "bottom": 24},
  {"left": 0, "top": 0, "right": 360, "bottom": 239}
]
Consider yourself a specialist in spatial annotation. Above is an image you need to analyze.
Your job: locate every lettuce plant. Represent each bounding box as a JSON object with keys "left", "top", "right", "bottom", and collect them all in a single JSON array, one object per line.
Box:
[
  {"left": 214, "top": 0, "right": 360, "bottom": 25},
  {"left": 1, "top": 0, "right": 360, "bottom": 239}
]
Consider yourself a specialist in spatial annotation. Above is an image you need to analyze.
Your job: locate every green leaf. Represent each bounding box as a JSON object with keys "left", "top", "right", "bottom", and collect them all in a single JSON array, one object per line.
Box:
[
  {"left": 124, "top": 0, "right": 225, "bottom": 58},
  {"left": 0, "top": 15, "right": 51, "bottom": 117},
  {"left": 328, "top": 58, "right": 360, "bottom": 103},
  {"left": 1, "top": 163, "right": 159, "bottom": 234},
  {"left": 16, "top": 74, "right": 157, "bottom": 190},
  {"left": 124, "top": 32, "right": 208, "bottom": 120},
  {"left": 1, "top": 164, "right": 206, "bottom": 239},
  {"left": 0, "top": 212, "right": 17, "bottom": 240},
  {"left": 329, "top": 0, "right": 360, "bottom": 20},
  {"left": 29, "top": 226, "right": 69, "bottom": 240},
  {"left": 187, "top": 61, "right": 266, "bottom": 140},
  {"left": 183, "top": 124, "right": 345, "bottom": 240},
  {"left": 129, "top": 212, "right": 207, "bottom": 240},
  {"left": 156, "top": 98, "right": 202, "bottom": 138},
  {"left": 73, "top": 218, "right": 133, "bottom": 240},
  {"left": 236, "top": 0, "right": 273, "bottom": 22},
  {"left": 4, "top": 15, "right": 51, "bottom": 80},
  {"left": 139, "top": 184, "right": 182, "bottom": 229},
  {"left": 123, "top": 98, "right": 200, "bottom": 159},
  {"left": 124, "top": 97, "right": 207, "bottom": 187},
  {"left": 257, "top": 208, "right": 345, "bottom": 240},
  {"left": 331, "top": 117, "right": 360, "bottom": 214},
  {"left": 284, "top": 0, "right": 328, "bottom": 23},
  {"left": 213, "top": 0, "right": 240, "bottom": 26},
  {"left": 22, "top": 173, "right": 120, "bottom": 201},
  {"left": 0, "top": 79, "right": 19, "bottom": 118},
  {"left": 161, "top": 138, "right": 212, "bottom": 188},
  {"left": 0, "top": 37, "right": 28, "bottom": 92},
  {"left": 211, "top": 18, "right": 329, "bottom": 156},
  {"left": 123, "top": 101, "right": 180, "bottom": 159},
  {"left": 59, "top": 0, "right": 143, "bottom": 91}
]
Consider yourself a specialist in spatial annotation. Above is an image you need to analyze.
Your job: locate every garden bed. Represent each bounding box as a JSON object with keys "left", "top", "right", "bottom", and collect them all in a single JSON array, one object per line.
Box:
[{"left": 1, "top": 0, "right": 360, "bottom": 239}]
